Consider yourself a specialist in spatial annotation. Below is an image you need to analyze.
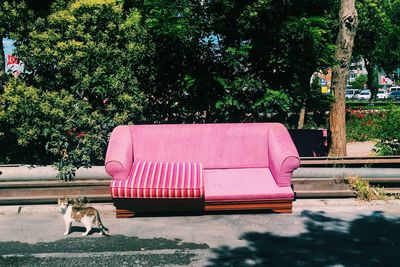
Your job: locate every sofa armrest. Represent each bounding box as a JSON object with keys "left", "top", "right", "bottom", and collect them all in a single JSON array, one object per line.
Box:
[
  {"left": 105, "top": 125, "right": 133, "bottom": 180},
  {"left": 268, "top": 123, "right": 300, "bottom": 187}
]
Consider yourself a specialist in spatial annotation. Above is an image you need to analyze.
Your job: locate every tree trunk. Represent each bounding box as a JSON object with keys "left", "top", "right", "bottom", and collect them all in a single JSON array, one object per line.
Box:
[
  {"left": 297, "top": 106, "right": 305, "bottom": 129},
  {"left": 365, "top": 59, "right": 377, "bottom": 99},
  {"left": 329, "top": 0, "right": 358, "bottom": 157}
]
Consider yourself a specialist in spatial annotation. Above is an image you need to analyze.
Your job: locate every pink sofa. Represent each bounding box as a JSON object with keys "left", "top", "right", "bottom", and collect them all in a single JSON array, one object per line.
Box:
[{"left": 105, "top": 123, "right": 300, "bottom": 217}]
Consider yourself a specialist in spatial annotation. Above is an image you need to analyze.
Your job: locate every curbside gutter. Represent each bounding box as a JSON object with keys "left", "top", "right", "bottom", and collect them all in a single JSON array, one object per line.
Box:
[{"left": 293, "top": 167, "right": 400, "bottom": 179}]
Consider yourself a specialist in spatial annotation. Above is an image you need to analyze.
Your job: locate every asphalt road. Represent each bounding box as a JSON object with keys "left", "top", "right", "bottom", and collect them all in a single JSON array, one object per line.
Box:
[{"left": 1, "top": 199, "right": 400, "bottom": 266}]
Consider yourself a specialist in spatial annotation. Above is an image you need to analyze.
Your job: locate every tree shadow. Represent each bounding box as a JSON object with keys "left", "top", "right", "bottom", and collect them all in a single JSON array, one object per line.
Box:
[
  {"left": 0, "top": 235, "right": 208, "bottom": 266},
  {"left": 207, "top": 210, "right": 400, "bottom": 266}
]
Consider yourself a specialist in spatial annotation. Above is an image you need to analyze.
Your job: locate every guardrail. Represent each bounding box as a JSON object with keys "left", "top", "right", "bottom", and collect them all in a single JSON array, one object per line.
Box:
[
  {"left": 301, "top": 156, "right": 400, "bottom": 167},
  {"left": 1, "top": 158, "right": 399, "bottom": 204}
]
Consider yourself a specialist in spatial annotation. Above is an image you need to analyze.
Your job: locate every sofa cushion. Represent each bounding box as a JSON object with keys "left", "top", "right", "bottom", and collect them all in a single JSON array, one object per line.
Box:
[
  {"left": 111, "top": 162, "right": 204, "bottom": 199},
  {"left": 204, "top": 168, "right": 294, "bottom": 201}
]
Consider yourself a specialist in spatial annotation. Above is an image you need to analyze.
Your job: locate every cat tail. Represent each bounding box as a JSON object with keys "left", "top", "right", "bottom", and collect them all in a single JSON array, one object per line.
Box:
[{"left": 96, "top": 210, "right": 110, "bottom": 236}]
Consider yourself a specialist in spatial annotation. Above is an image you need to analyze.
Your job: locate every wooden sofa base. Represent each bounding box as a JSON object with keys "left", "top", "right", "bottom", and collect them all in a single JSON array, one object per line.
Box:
[
  {"left": 114, "top": 198, "right": 292, "bottom": 218},
  {"left": 205, "top": 199, "right": 293, "bottom": 214}
]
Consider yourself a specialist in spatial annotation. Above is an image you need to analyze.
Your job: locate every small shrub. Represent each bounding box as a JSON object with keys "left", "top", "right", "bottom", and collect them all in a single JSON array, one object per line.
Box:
[
  {"left": 0, "top": 79, "right": 142, "bottom": 181},
  {"left": 374, "top": 106, "right": 400, "bottom": 155},
  {"left": 374, "top": 139, "right": 400, "bottom": 155}
]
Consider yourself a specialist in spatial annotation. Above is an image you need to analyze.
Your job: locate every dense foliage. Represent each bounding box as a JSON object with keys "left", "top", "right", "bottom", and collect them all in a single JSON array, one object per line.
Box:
[
  {"left": 350, "top": 74, "right": 368, "bottom": 90},
  {"left": 1, "top": 0, "right": 399, "bottom": 175}
]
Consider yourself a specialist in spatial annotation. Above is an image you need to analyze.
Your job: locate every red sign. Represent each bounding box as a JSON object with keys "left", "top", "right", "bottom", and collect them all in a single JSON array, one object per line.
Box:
[{"left": 7, "top": 55, "right": 19, "bottom": 65}]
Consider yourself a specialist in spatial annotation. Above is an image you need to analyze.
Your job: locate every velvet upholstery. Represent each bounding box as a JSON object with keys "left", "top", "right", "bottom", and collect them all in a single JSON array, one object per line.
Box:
[
  {"left": 268, "top": 123, "right": 301, "bottom": 186},
  {"left": 105, "top": 125, "right": 133, "bottom": 180},
  {"left": 105, "top": 123, "right": 300, "bottom": 209},
  {"left": 204, "top": 168, "right": 294, "bottom": 201}
]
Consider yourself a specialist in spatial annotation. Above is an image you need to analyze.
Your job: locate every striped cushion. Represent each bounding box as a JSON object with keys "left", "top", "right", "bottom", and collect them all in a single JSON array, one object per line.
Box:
[{"left": 111, "top": 162, "right": 204, "bottom": 199}]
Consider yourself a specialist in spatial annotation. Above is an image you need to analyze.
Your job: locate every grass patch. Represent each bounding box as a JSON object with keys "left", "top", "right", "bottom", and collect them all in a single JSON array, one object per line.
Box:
[{"left": 347, "top": 176, "right": 387, "bottom": 201}]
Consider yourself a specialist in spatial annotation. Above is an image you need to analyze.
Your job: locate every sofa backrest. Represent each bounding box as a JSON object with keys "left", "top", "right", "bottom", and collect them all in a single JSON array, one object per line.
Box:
[{"left": 130, "top": 123, "right": 275, "bottom": 169}]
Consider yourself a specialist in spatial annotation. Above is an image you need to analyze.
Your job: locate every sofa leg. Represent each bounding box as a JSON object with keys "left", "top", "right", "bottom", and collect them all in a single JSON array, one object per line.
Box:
[
  {"left": 271, "top": 208, "right": 292, "bottom": 213},
  {"left": 116, "top": 209, "right": 136, "bottom": 218}
]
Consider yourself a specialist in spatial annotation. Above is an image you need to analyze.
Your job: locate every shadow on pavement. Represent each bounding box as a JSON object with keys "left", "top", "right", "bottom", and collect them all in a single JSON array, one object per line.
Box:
[
  {"left": 0, "top": 235, "right": 208, "bottom": 255},
  {"left": 0, "top": 235, "right": 209, "bottom": 266},
  {"left": 207, "top": 210, "right": 400, "bottom": 266}
]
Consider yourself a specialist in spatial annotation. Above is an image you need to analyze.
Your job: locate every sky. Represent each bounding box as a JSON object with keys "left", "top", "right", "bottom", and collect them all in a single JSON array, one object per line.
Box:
[{"left": 3, "top": 37, "right": 14, "bottom": 55}]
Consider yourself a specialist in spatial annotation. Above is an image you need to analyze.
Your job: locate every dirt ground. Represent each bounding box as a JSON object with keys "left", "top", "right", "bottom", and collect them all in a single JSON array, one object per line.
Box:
[{"left": 346, "top": 141, "right": 377, "bottom": 157}]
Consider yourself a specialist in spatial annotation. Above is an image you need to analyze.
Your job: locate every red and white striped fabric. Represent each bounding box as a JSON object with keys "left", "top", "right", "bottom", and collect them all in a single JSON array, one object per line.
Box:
[{"left": 111, "top": 162, "right": 204, "bottom": 199}]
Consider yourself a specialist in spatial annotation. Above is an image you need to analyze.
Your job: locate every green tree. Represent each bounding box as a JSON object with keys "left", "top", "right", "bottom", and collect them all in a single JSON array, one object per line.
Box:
[
  {"left": 355, "top": 0, "right": 400, "bottom": 97},
  {"left": 206, "top": 0, "right": 337, "bottom": 124},
  {"left": 135, "top": 0, "right": 338, "bottom": 124},
  {"left": 0, "top": 0, "right": 148, "bottom": 179},
  {"left": 138, "top": 0, "right": 223, "bottom": 123},
  {"left": 350, "top": 74, "right": 367, "bottom": 89}
]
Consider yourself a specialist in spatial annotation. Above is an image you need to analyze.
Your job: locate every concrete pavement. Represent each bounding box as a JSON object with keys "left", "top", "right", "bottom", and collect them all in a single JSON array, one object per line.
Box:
[{"left": 1, "top": 199, "right": 400, "bottom": 266}]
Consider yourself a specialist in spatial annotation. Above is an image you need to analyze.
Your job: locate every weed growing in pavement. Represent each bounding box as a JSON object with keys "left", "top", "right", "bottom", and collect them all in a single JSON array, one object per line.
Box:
[
  {"left": 347, "top": 176, "right": 387, "bottom": 201},
  {"left": 71, "top": 196, "right": 89, "bottom": 208}
]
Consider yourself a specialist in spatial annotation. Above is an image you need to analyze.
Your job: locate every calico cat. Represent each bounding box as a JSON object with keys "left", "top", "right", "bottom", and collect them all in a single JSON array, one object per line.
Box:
[{"left": 58, "top": 198, "right": 110, "bottom": 236}]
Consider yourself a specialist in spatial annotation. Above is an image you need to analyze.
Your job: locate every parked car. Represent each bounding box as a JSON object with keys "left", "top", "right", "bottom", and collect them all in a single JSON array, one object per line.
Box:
[
  {"left": 388, "top": 91, "right": 400, "bottom": 101},
  {"left": 345, "top": 89, "right": 360, "bottom": 99},
  {"left": 355, "top": 90, "right": 371, "bottom": 100},
  {"left": 376, "top": 89, "right": 388, "bottom": 100},
  {"left": 389, "top": 86, "right": 400, "bottom": 93}
]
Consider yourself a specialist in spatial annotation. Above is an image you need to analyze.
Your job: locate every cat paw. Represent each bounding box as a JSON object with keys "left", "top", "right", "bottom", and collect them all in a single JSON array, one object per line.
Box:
[
  {"left": 82, "top": 233, "right": 88, "bottom": 236},
  {"left": 99, "top": 232, "right": 103, "bottom": 236},
  {"left": 64, "top": 232, "right": 69, "bottom": 235}
]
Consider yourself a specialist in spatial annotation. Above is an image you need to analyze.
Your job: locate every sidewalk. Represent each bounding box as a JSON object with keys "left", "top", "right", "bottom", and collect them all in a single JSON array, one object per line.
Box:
[{"left": 1, "top": 199, "right": 399, "bottom": 266}]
